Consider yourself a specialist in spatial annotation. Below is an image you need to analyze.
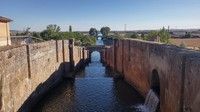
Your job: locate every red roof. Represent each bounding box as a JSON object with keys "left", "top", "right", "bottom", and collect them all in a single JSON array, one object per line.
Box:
[{"left": 0, "top": 16, "right": 12, "bottom": 22}]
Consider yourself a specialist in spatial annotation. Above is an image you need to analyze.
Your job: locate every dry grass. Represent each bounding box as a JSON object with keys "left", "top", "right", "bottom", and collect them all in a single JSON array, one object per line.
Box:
[
  {"left": 0, "top": 45, "right": 24, "bottom": 52},
  {"left": 170, "top": 38, "right": 200, "bottom": 48}
]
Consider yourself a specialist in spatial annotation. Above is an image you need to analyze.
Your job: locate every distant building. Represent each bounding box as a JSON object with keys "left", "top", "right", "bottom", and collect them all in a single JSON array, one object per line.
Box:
[{"left": 0, "top": 16, "right": 12, "bottom": 46}]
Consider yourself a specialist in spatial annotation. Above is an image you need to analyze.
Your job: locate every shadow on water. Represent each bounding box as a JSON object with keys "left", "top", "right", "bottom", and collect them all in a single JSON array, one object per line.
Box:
[
  {"left": 32, "top": 38, "right": 144, "bottom": 112},
  {"left": 32, "top": 79, "right": 144, "bottom": 112}
]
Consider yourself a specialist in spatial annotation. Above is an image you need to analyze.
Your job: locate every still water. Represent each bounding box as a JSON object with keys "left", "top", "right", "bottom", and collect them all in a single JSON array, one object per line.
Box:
[{"left": 32, "top": 38, "right": 144, "bottom": 112}]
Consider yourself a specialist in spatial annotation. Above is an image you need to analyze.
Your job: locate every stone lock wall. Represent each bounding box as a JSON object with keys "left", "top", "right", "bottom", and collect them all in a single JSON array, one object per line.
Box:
[
  {"left": 0, "top": 39, "right": 89, "bottom": 112},
  {"left": 103, "top": 39, "right": 200, "bottom": 112}
]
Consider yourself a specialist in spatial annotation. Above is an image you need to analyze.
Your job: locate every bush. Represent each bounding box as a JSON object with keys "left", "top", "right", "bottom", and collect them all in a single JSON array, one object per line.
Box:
[
  {"left": 40, "top": 24, "right": 96, "bottom": 46},
  {"left": 125, "top": 33, "right": 138, "bottom": 39},
  {"left": 108, "top": 32, "right": 123, "bottom": 39},
  {"left": 185, "top": 32, "right": 192, "bottom": 38},
  {"left": 144, "top": 28, "right": 171, "bottom": 44}
]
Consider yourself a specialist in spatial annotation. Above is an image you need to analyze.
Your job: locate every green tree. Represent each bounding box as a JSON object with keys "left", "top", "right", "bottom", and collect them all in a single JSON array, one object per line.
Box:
[
  {"left": 158, "top": 28, "right": 170, "bottom": 43},
  {"left": 144, "top": 28, "right": 170, "bottom": 43},
  {"left": 100, "top": 27, "right": 111, "bottom": 37},
  {"left": 32, "top": 32, "right": 41, "bottom": 38},
  {"left": 130, "top": 33, "right": 138, "bottom": 38},
  {"left": 109, "top": 32, "right": 123, "bottom": 39},
  {"left": 89, "top": 28, "right": 98, "bottom": 36},
  {"left": 145, "top": 31, "right": 158, "bottom": 41},
  {"left": 69, "top": 25, "right": 72, "bottom": 32},
  {"left": 185, "top": 32, "right": 191, "bottom": 38},
  {"left": 40, "top": 24, "right": 61, "bottom": 40},
  {"left": 40, "top": 24, "right": 96, "bottom": 46},
  {"left": 141, "top": 33, "right": 145, "bottom": 40},
  {"left": 124, "top": 33, "right": 138, "bottom": 39},
  {"left": 46, "top": 24, "right": 61, "bottom": 32}
]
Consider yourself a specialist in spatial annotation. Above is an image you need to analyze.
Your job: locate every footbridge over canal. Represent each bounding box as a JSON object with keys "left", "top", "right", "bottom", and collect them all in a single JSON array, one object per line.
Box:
[{"left": 84, "top": 45, "right": 107, "bottom": 61}]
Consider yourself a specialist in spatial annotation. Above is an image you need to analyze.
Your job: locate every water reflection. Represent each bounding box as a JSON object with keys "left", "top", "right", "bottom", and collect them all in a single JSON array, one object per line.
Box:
[
  {"left": 32, "top": 38, "right": 144, "bottom": 112},
  {"left": 91, "top": 51, "right": 100, "bottom": 62},
  {"left": 33, "top": 79, "right": 144, "bottom": 112},
  {"left": 96, "top": 36, "right": 104, "bottom": 45}
]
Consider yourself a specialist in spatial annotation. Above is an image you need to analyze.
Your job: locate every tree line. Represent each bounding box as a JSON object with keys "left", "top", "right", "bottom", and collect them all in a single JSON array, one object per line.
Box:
[
  {"left": 16, "top": 25, "right": 172, "bottom": 46},
  {"left": 89, "top": 26, "right": 171, "bottom": 44},
  {"left": 25, "top": 25, "right": 96, "bottom": 46}
]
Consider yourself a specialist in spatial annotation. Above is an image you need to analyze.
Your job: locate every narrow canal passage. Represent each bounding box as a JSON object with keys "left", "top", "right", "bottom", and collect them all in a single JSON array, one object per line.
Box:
[{"left": 32, "top": 38, "right": 144, "bottom": 112}]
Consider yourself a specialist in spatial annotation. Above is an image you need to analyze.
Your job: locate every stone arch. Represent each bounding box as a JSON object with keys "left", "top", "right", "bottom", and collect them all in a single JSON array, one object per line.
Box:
[
  {"left": 90, "top": 51, "right": 101, "bottom": 62},
  {"left": 85, "top": 45, "right": 105, "bottom": 62},
  {"left": 89, "top": 50, "right": 103, "bottom": 62},
  {"left": 150, "top": 69, "right": 160, "bottom": 97}
]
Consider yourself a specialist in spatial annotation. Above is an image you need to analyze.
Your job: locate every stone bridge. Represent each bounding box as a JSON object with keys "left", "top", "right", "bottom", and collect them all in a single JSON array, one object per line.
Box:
[{"left": 84, "top": 45, "right": 107, "bottom": 61}]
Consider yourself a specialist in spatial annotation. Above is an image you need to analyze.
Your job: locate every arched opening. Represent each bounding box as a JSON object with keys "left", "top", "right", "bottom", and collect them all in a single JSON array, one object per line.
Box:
[
  {"left": 150, "top": 69, "right": 160, "bottom": 97},
  {"left": 97, "top": 33, "right": 103, "bottom": 37},
  {"left": 97, "top": 36, "right": 102, "bottom": 40},
  {"left": 90, "top": 51, "right": 101, "bottom": 62}
]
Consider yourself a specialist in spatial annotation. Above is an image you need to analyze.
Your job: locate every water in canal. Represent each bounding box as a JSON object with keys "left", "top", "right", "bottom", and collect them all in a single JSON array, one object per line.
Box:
[{"left": 32, "top": 38, "right": 144, "bottom": 112}]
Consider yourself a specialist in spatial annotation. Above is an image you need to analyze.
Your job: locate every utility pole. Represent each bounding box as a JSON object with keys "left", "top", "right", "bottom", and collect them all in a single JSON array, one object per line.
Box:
[
  {"left": 168, "top": 26, "right": 170, "bottom": 32},
  {"left": 69, "top": 25, "right": 72, "bottom": 32},
  {"left": 124, "top": 24, "right": 127, "bottom": 32}
]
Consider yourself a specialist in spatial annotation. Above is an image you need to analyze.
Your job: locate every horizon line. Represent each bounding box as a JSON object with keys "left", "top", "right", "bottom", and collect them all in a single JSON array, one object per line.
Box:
[{"left": 10, "top": 27, "right": 200, "bottom": 32}]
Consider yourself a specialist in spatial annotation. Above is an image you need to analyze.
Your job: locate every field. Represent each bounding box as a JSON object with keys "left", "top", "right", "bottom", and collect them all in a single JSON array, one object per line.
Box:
[{"left": 170, "top": 38, "right": 200, "bottom": 50}]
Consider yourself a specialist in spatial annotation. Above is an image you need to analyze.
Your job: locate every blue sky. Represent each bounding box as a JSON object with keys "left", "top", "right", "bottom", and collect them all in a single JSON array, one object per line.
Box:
[{"left": 1, "top": 0, "right": 200, "bottom": 31}]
